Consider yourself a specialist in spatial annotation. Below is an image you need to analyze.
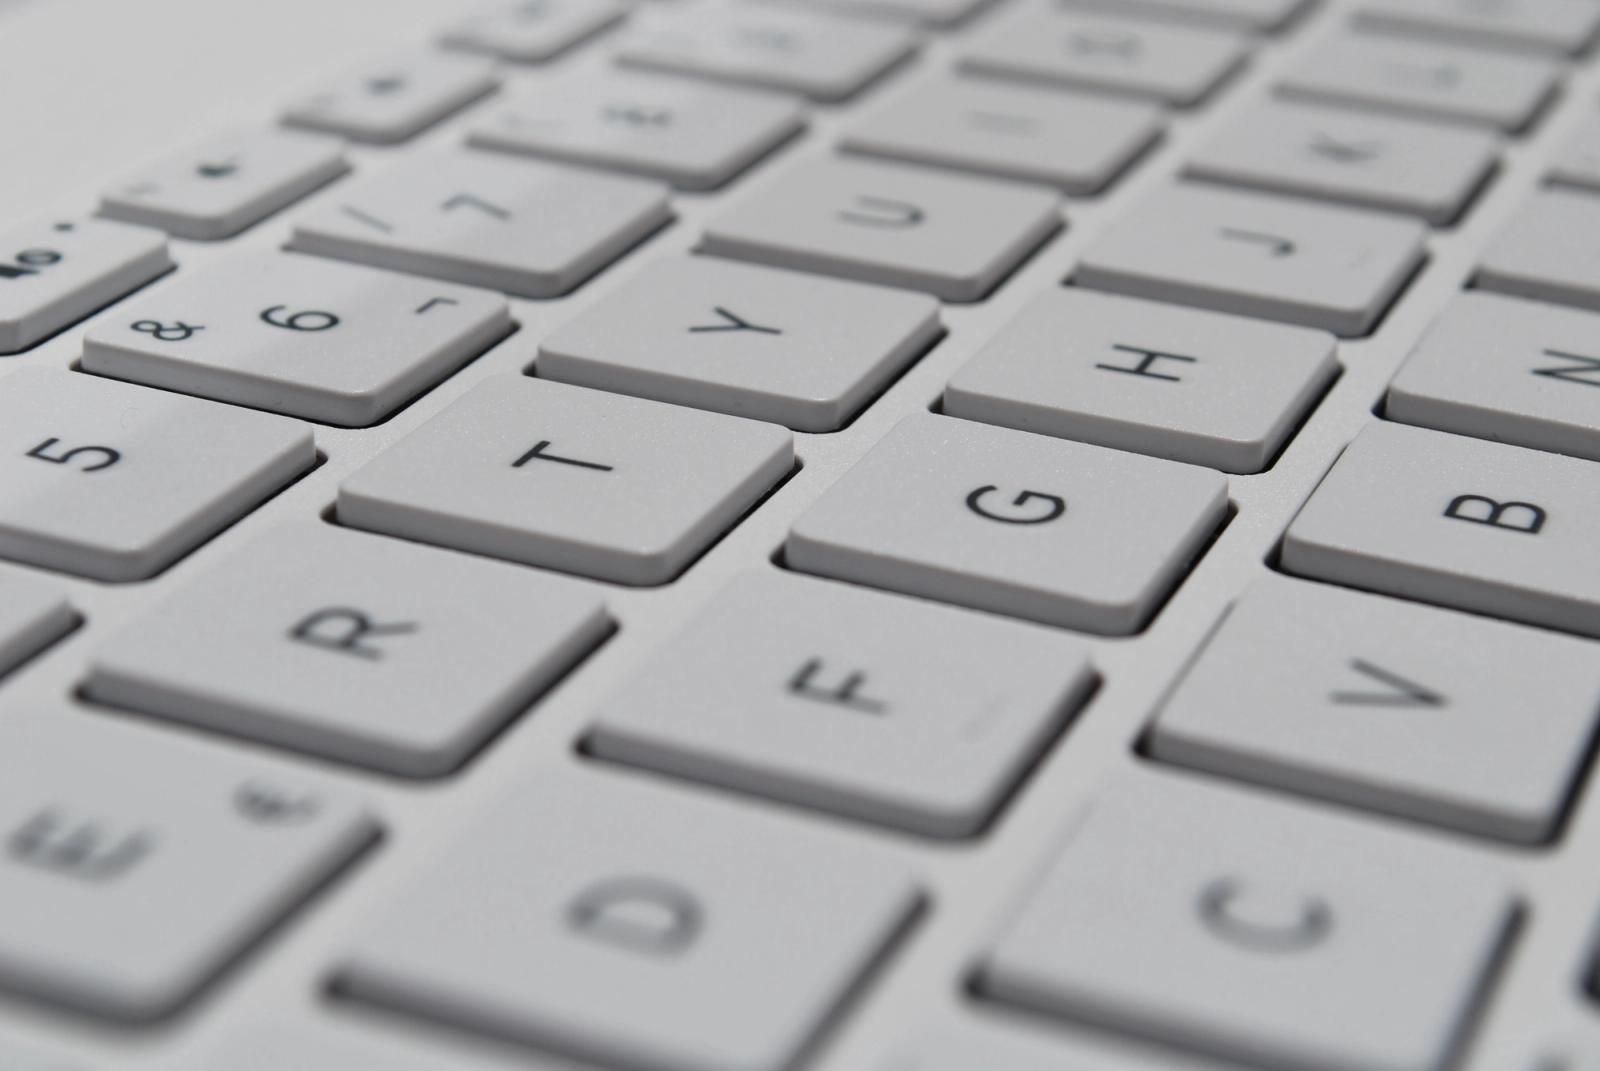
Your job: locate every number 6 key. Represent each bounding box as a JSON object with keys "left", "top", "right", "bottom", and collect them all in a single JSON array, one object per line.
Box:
[{"left": 82, "top": 251, "right": 510, "bottom": 426}]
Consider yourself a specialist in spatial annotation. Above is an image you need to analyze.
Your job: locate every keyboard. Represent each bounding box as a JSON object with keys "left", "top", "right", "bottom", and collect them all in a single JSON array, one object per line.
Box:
[{"left": 3, "top": 0, "right": 1600, "bottom": 1066}]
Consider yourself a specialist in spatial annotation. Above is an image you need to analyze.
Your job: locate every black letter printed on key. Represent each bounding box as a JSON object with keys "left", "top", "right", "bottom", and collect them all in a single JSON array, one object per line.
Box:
[
  {"left": 787, "top": 657, "right": 888, "bottom": 714},
  {"left": 1443, "top": 494, "right": 1547, "bottom": 535},
  {"left": 289, "top": 607, "right": 419, "bottom": 660},
  {"left": 1094, "top": 344, "right": 1198, "bottom": 383}
]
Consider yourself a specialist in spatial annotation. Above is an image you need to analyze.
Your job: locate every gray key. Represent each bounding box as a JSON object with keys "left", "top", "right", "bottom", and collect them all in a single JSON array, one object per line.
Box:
[
  {"left": 81, "top": 251, "right": 510, "bottom": 426},
  {"left": 441, "top": 0, "right": 629, "bottom": 63},
  {"left": 1388, "top": 291, "right": 1600, "bottom": 462},
  {"left": 1075, "top": 184, "right": 1426, "bottom": 336},
  {"left": 957, "top": 9, "right": 1250, "bottom": 107},
  {"left": 194, "top": 1029, "right": 570, "bottom": 1071},
  {"left": 842, "top": 76, "right": 1164, "bottom": 195},
  {"left": 787, "top": 413, "right": 1227, "bottom": 632},
  {"left": 100, "top": 128, "right": 349, "bottom": 241},
  {"left": 468, "top": 71, "right": 805, "bottom": 191},
  {"left": 0, "top": 214, "right": 170, "bottom": 355},
  {"left": 0, "top": 370, "right": 313, "bottom": 582},
  {"left": 616, "top": 5, "right": 918, "bottom": 103},
  {"left": 1185, "top": 99, "right": 1498, "bottom": 225},
  {"left": 0, "top": 569, "right": 73, "bottom": 679},
  {"left": 750, "top": 0, "right": 991, "bottom": 27},
  {"left": 702, "top": 157, "right": 1061, "bottom": 302},
  {"left": 0, "top": 715, "right": 374, "bottom": 1021},
  {"left": 1549, "top": 114, "right": 1600, "bottom": 192},
  {"left": 339, "top": 375, "right": 793, "bottom": 585},
  {"left": 1478, "top": 189, "right": 1600, "bottom": 312},
  {"left": 1278, "top": 35, "right": 1559, "bottom": 133},
  {"left": 287, "top": 152, "right": 671, "bottom": 299},
  {"left": 283, "top": 52, "right": 501, "bottom": 145},
  {"left": 1151, "top": 576, "right": 1600, "bottom": 843},
  {"left": 945, "top": 289, "right": 1337, "bottom": 473},
  {"left": 1282, "top": 421, "right": 1600, "bottom": 637},
  {"left": 979, "top": 775, "right": 1515, "bottom": 1071},
  {"left": 335, "top": 770, "right": 919, "bottom": 1071},
  {"left": 538, "top": 256, "right": 939, "bottom": 431},
  {"left": 86, "top": 524, "right": 609, "bottom": 778},
  {"left": 589, "top": 572, "right": 1094, "bottom": 837},
  {"left": 1057, "top": 0, "right": 1310, "bottom": 32},
  {"left": 1352, "top": 0, "right": 1600, "bottom": 57}
]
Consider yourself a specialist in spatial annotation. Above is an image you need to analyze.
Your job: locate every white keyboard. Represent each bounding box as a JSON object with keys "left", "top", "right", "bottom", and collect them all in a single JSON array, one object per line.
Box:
[{"left": 3, "top": 0, "right": 1600, "bottom": 1067}]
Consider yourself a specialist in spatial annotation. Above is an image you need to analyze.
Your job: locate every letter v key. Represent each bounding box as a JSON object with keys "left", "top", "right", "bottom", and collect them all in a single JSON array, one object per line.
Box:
[{"left": 1330, "top": 658, "right": 1446, "bottom": 708}]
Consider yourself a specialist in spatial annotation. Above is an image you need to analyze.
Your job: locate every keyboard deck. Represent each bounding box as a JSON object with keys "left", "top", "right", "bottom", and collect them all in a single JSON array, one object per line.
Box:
[{"left": 3, "top": 0, "right": 1600, "bottom": 1067}]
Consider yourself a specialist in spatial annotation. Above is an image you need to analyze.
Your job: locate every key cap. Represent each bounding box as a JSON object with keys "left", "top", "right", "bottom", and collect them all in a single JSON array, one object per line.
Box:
[
  {"left": 957, "top": 9, "right": 1250, "bottom": 107},
  {"left": 0, "top": 370, "right": 313, "bottom": 581},
  {"left": 334, "top": 769, "right": 919, "bottom": 1071},
  {"left": 0, "top": 569, "right": 73, "bottom": 679},
  {"left": 896, "top": 1023, "right": 1251, "bottom": 1071},
  {"left": 468, "top": 71, "right": 805, "bottom": 192},
  {"left": 1478, "top": 189, "right": 1600, "bottom": 312},
  {"left": 196, "top": 1029, "right": 560, "bottom": 1071},
  {"left": 750, "top": 0, "right": 992, "bottom": 27},
  {"left": 701, "top": 157, "right": 1061, "bottom": 302},
  {"left": 0, "top": 215, "right": 170, "bottom": 355},
  {"left": 86, "top": 524, "right": 609, "bottom": 778},
  {"left": 1057, "top": 0, "right": 1310, "bottom": 33},
  {"left": 288, "top": 152, "right": 671, "bottom": 299},
  {"left": 537, "top": 256, "right": 939, "bottom": 431},
  {"left": 440, "top": 0, "right": 630, "bottom": 63},
  {"left": 0, "top": 715, "right": 374, "bottom": 1021},
  {"left": 945, "top": 289, "right": 1337, "bottom": 473},
  {"left": 1352, "top": 0, "right": 1600, "bottom": 58},
  {"left": 842, "top": 76, "right": 1163, "bottom": 196},
  {"left": 589, "top": 572, "right": 1094, "bottom": 837},
  {"left": 1185, "top": 99, "right": 1498, "bottom": 225},
  {"left": 81, "top": 251, "right": 510, "bottom": 427},
  {"left": 339, "top": 376, "right": 792, "bottom": 585},
  {"left": 1388, "top": 291, "right": 1600, "bottom": 462},
  {"left": 1549, "top": 113, "right": 1600, "bottom": 192},
  {"left": 100, "top": 128, "right": 349, "bottom": 241},
  {"left": 283, "top": 52, "right": 501, "bottom": 145},
  {"left": 616, "top": 5, "right": 918, "bottom": 103},
  {"left": 1282, "top": 421, "right": 1600, "bottom": 637},
  {"left": 1151, "top": 576, "right": 1600, "bottom": 843},
  {"left": 1278, "top": 35, "right": 1559, "bottom": 133},
  {"left": 787, "top": 413, "right": 1227, "bottom": 632},
  {"left": 978, "top": 775, "right": 1515, "bottom": 1071},
  {"left": 1075, "top": 184, "right": 1426, "bottom": 336}
]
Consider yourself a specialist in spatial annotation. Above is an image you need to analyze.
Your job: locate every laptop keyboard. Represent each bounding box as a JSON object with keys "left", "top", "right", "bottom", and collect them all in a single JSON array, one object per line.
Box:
[{"left": 4, "top": 0, "right": 1600, "bottom": 1067}]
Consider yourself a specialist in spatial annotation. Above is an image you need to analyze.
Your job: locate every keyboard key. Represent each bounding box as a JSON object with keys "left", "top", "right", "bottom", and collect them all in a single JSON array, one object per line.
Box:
[
  {"left": 1057, "top": 0, "right": 1310, "bottom": 32},
  {"left": 842, "top": 76, "right": 1163, "bottom": 196},
  {"left": 334, "top": 770, "right": 919, "bottom": 1071},
  {"left": 1151, "top": 577, "right": 1600, "bottom": 843},
  {"left": 0, "top": 569, "right": 73, "bottom": 679},
  {"left": 539, "top": 256, "right": 938, "bottom": 431},
  {"left": 751, "top": 0, "right": 992, "bottom": 27},
  {"left": 468, "top": 71, "right": 805, "bottom": 191},
  {"left": 100, "top": 128, "right": 349, "bottom": 241},
  {"left": 702, "top": 157, "right": 1061, "bottom": 302},
  {"left": 339, "top": 376, "right": 792, "bottom": 585},
  {"left": 589, "top": 572, "right": 1094, "bottom": 837},
  {"left": 0, "top": 370, "right": 313, "bottom": 581},
  {"left": 288, "top": 152, "right": 671, "bottom": 299},
  {"left": 0, "top": 715, "right": 374, "bottom": 1021},
  {"left": 0, "top": 215, "right": 170, "bottom": 355},
  {"left": 81, "top": 251, "right": 510, "bottom": 427},
  {"left": 198, "top": 1029, "right": 548, "bottom": 1071},
  {"left": 440, "top": 0, "right": 629, "bottom": 63},
  {"left": 979, "top": 775, "right": 1514, "bottom": 1071},
  {"left": 1352, "top": 0, "right": 1600, "bottom": 57},
  {"left": 283, "top": 52, "right": 500, "bottom": 145},
  {"left": 1282, "top": 421, "right": 1600, "bottom": 637},
  {"left": 787, "top": 413, "right": 1226, "bottom": 632},
  {"left": 1478, "top": 189, "right": 1600, "bottom": 312},
  {"left": 1278, "top": 35, "right": 1559, "bottom": 133},
  {"left": 957, "top": 9, "right": 1250, "bottom": 107},
  {"left": 87, "top": 524, "right": 609, "bottom": 777},
  {"left": 1076, "top": 184, "right": 1425, "bottom": 336},
  {"left": 1185, "top": 99, "right": 1498, "bottom": 225},
  {"left": 1549, "top": 113, "right": 1600, "bottom": 192},
  {"left": 945, "top": 289, "right": 1337, "bottom": 473},
  {"left": 617, "top": 5, "right": 918, "bottom": 103},
  {"left": 1388, "top": 291, "right": 1600, "bottom": 462}
]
